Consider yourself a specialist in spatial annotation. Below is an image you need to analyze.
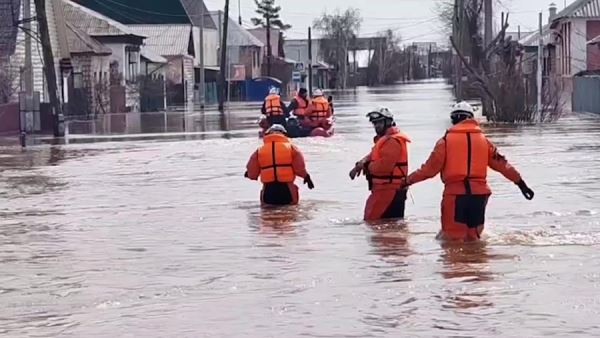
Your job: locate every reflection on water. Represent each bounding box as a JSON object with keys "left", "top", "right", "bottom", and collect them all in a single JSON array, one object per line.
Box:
[{"left": 2, "top": 81, "right": 600, "bottom": 336}]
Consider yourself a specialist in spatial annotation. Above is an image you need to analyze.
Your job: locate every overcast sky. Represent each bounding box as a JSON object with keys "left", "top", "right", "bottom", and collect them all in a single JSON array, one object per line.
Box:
[{"left": 203, "top": 0, "right": 576, "bottom": 44}]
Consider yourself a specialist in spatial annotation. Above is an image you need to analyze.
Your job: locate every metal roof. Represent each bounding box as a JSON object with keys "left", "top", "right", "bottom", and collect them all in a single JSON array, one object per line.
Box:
[
  {"left": 128, "top": 24, "right": 192, "bottom": 56},
  {"left": 65, "top": 21, "right": 112, "bottom": 55},
  {"left": 558, "top": 0, "right": 600, "bottom": 18},
  {"left": 0, "top": 0, "right": 20, "bottom": 57},
  {"left": 140, "top": 46, "right": 167, "bottom": 63},
  {"left": 181, "top": 0, "right": 217, "bottom": 30},
  {"left": 209, "top": 11, "right": 263, "bottom": 47},
  {"left": 63, "top": 0, "right": 140, "bottom": 37}
]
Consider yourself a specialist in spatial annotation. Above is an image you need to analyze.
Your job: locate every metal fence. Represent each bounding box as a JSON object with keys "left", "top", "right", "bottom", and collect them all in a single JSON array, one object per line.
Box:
[{"left": 573, "top": 76, "right": 600, "bottom": 114}]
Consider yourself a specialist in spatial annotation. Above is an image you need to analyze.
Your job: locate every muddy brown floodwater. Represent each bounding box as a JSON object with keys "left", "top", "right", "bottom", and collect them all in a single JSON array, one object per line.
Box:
[{"left": 1, "top": 80, "right": 600, "bottom": 337}]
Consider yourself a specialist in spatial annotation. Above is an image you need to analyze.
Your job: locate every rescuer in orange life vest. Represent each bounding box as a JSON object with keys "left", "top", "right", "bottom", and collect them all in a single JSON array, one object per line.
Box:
[
  {"left": 287, "top": 88, "right": 309, "bottom": 120},
  {"left": 245, "top": 124, "right": 315, "bottom": 206},
  {"left": 261, "top": 87, "right": 289, "bottom": 128},
  {"left": 401, "top": 101, "right": 535, "bottom": 242},
  {"left": 304, "top": 89, "right": 333, "bottom": 129},
  {"left": 349, "top": 107, "right": 411, "bottom": 221}
]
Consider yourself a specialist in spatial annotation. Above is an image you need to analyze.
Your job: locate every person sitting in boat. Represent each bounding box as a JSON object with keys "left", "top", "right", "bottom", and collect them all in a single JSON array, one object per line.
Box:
[
  {"left": 261, "top": 87, "right": 289, "bottom": 128},
  {"left": 287, "top": 88, "right": 310, "bottom": 121},
  {"left": 304, "top": 89, "right": 332, "bottom": 130}
]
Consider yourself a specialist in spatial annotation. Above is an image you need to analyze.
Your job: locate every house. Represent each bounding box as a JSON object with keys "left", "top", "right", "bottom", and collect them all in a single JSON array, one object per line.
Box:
[
  {"left": 127, "top": 24, "right": 197, "bottom": 106},
  {"left": 284, "top": 38, "right": 333, "bottom": 90},
  {"left": 63, "top": 0, "right": 148, "bottom": 113},
  {"left": 210, "top": 11, "right": 263, "bottom": 100},
  {"left": 73, "top": 0, "right": 219, "bottom": 104},
  {"left": 64, "top": 21, "right": 112, "bottom": 115}
]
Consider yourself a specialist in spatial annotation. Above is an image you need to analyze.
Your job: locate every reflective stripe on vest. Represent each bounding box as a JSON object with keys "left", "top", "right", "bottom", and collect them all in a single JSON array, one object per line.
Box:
[
  {"left": 370, "top": 132, "right": 410, "bottom": 185},
  {"left": 308, "top": 97, "right": 329, "bottom": 120},
  {"left": 258, "top": 133, "right": 295, "bottom": 183},
  {"left": 294, "top": 96, "right": 308, "bottom": 116},
  {"left": 265, "top": 94, "right": 284, "bottom": 116},
  {"left": 442, "top": 124, "right": 488, "bottom": 193}
]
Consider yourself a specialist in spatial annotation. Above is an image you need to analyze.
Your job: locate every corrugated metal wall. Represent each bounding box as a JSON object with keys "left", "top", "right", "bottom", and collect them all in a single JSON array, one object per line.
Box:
[{"left": 573, "top": 76, "right": 600, "bottom": 113}]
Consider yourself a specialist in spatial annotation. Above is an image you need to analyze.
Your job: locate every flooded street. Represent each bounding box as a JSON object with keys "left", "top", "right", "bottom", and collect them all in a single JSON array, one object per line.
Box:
[{"left": 2, "top": 80, "right": 600, "bottom": 337}]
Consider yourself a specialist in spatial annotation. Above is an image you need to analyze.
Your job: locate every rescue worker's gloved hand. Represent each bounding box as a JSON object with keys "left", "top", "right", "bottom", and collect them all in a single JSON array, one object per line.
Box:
[
  {"left": 304, "top": 174, "right": 315, "bottom": 189},
  {"left": 349, "top": 160, "right": 368, "bottom": 180},
  {"left": 517, "top": 179, "right": 534, "bottom": 200}
]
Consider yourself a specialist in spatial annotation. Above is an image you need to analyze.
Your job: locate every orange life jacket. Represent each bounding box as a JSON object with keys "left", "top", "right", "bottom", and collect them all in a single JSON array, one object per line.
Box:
[
  {"left": 293, "top": 95, "right": 309, "bottom": 117},
  {"left": 370, "top": 131, "right": 411, "bottom": 186},
  {"left": 258, "top": 133, "right": 295, "bottom": 183},
  {"left": 307, "top": 96, "right": 330, "bottom": 120},
  {"left": 442, "top": 120, "right": 489, "bottom": 194},
  {"left": 265, "top": 94, "right": 284, "bottom": 116}
]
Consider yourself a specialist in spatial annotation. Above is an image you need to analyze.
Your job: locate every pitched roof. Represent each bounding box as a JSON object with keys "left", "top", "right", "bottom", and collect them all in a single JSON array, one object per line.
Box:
[
  {"left": 554, "top": 0, "right": 600, "bottom": 19},
  {"left": 209, "top": 11, "right": 263, "bottom": 47},
  {"left": 140, "top": 46, "right": 167, "bottom": 63},
  {"left": 72, "top": 0, "right": 201, "bottom": 26},
  {"left": 181, "top": 0, "right": 217, "bottom": 29},
  {"left": 128, "top": 24, "right": 193, "bottom": 56},
  {"left": 63, "top": 0, "right": 141, "bottom": 37},
  {"left": 0, "top": 0, "right": 20, "bottom": 57},
  {"left": 65, "top": 21, "right": 112, "bottom": 55}
]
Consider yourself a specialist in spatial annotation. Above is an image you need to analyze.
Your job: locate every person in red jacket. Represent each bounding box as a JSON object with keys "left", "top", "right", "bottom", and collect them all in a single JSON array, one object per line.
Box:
[
  {"left": 349, "top": 107, "right": 411, "bottom": 221},
  {"left": 402, "top": 101, "right": 535, "bottom": 242},
  {"left": 245, "top": 124, "right": 314, "bottom": 206}
]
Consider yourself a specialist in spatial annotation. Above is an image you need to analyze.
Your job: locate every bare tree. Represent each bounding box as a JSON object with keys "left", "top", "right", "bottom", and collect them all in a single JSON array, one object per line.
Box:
[
  {"left": 313, "top": 8, "right": 362, "bottom": 89},
  {"left": 451, "top": 0, "right": 564, "bottom": 123},
  {"left": 0, "top": 58, "right": 21, "bottom": 104}
]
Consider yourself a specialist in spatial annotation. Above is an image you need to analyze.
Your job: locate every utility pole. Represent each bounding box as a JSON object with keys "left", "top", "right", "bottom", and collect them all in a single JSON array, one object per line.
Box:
[
  {"left": 428, "top": 44, "right": 432, "bottom": 78},
  {"left": 484, "top": 0, "right": 493, "bottom": 47},
  {"left": 537, "top": 12, "right": 543, "bottom": 121},
  {"left": 23, "top": 0, "right": 33, "bottom": 96},
  {"left": 199, "top": 0, "right": 205, "bottom": 109},
  {"left": 218, "top": 0, "right": 230, "bottom": 112},
  {"left": 308, "top": 27, "right": 313, "bottom": 94},
  {"left": 34, "top": 0, "right": 64, "bottom": 136},
  {"left": 266, "top": 15, "right": 272, "bottom": 76},
  {"left": 238, "top": 0, "right": 242, "bottom": 25}
]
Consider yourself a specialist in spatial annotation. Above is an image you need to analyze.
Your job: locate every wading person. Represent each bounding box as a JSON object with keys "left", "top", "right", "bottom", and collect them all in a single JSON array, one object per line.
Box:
[
  {"left": 245, "top": 124, "right": 315, "bottom": 206},
  {"left": 350, "top": 107, "right": 411, "bottom": 221},
  {"left": 402, "top": 101, "right": 535, "bottom": 241}
]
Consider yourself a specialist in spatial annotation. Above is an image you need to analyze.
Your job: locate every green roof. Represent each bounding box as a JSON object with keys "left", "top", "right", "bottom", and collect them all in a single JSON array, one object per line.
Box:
[{"left": 73, "top": 0, "right": 195, "bottom": 25}]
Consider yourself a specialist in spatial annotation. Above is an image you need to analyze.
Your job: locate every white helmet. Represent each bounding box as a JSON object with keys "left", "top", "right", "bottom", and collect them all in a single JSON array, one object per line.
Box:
[
  {"left": 312, "top": 89, "right": 323, "bottom": 97},
  {"left": 450, "top": 101, "right": 474, "bottom": 117},
  {"left": 269, "top": 87, "right": 279, "bottom": 95},
  {"left": 366, "top": 106, "right": 394, "bottom": 122},
  {"left": 265, "top": 124, "right": 287, "bottom": 135}
]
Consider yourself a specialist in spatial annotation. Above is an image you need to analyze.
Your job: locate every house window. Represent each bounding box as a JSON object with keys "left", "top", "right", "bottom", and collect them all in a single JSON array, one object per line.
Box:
[
  {"left": 73, "top": 73, "right": 84, "bottom": 89},
  {"left": 125, "top": 47, "right": 140, "bottom": 82}
]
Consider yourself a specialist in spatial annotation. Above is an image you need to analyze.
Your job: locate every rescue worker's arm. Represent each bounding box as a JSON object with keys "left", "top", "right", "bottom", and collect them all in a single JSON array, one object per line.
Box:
[
  {"left": 487, "top": 140, "right": 522, "bottom": 183},
  {"left": 487, "top": 140, "right": 534, "bottom": 199},
  {"left": 291, "top": 145, "right": 308, "bottom": 178},
  {"left": 287, "top": 99, "right": 298, "bottom": 114},
  {"left": 261, "top": 101, "right": 267, "bottom": 115},
  {"left": 406, "top": 138, "right": 446, "bottom": 185},
  {"left": 281, "top": 99, "right": 290, "bottom": 117},
  {"left": 349, "top": 154, "right": 372, "bottom": 180},
  {"left": 245, "top": 150, "right": 261, "bottom": 180},
  {"left": 292, "top": 145, "right": 314, "bottom": 189},
  {"left": 367, "top": 139, "right": 403, "bottom": 176}
]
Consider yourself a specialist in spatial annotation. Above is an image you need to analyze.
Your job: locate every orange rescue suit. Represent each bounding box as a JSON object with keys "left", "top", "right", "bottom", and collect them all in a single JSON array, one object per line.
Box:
[
  {"left": 246, "top": 133, "right": 309, "bottom": 205},
  {"left": 258, "top": 133, "right": 295, "bottom": 183},
  {"left": 264, "top": 94, "right": 284, "bottom": 116},
  {"left": 407, "top": 119, "right": 523, "bottom": 241},
  {"left": 305, "top": 96, "right": 331, "bottom": 128},
  {"left": 363, "top": 127, "right": 411, "bottom": 221},
  {"left": 369, "top": 131, "right": 411, "bottom": 190},
  {"left": 293, "top": 95, "right": 308, "bottom": 117}
]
